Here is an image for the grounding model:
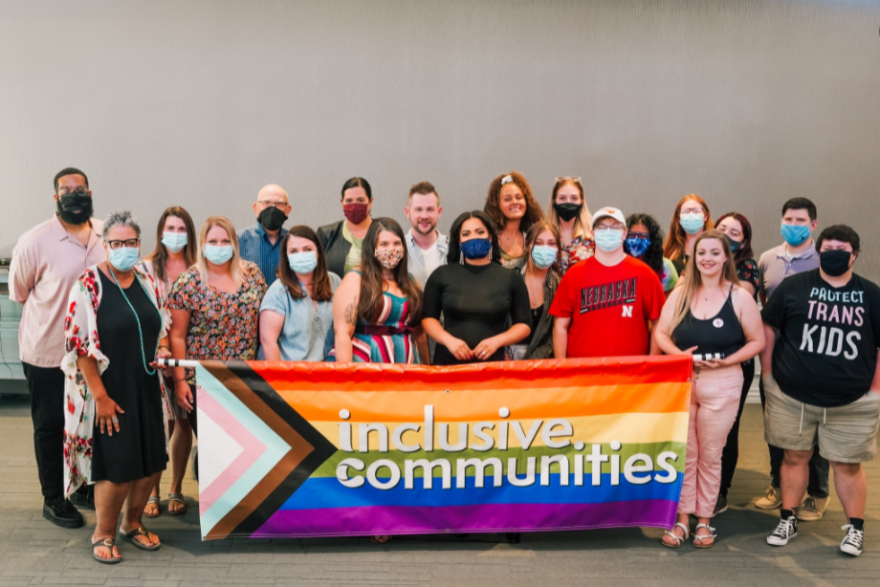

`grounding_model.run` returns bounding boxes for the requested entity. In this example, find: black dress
[91,273,168,483]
